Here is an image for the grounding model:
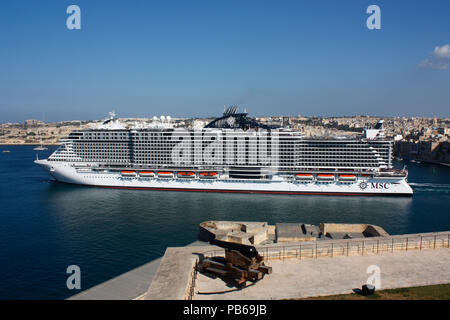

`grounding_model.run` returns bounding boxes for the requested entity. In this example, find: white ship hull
[35,160,413,196]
